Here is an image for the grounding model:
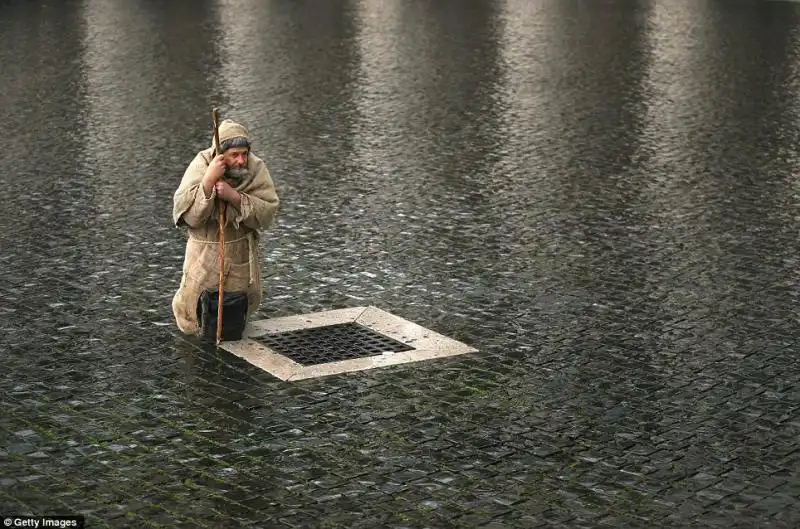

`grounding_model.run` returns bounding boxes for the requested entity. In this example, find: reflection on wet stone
[2,0,800,527]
